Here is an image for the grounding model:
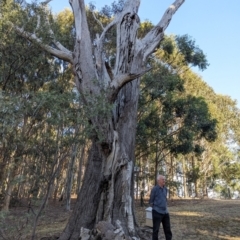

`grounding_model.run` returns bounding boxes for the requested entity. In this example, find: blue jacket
[149,185,168,214]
